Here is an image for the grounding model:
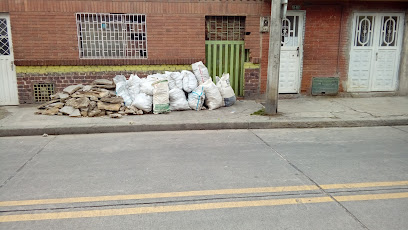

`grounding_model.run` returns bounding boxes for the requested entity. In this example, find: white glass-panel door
[348,13,404,92]
[279,11,304,93]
